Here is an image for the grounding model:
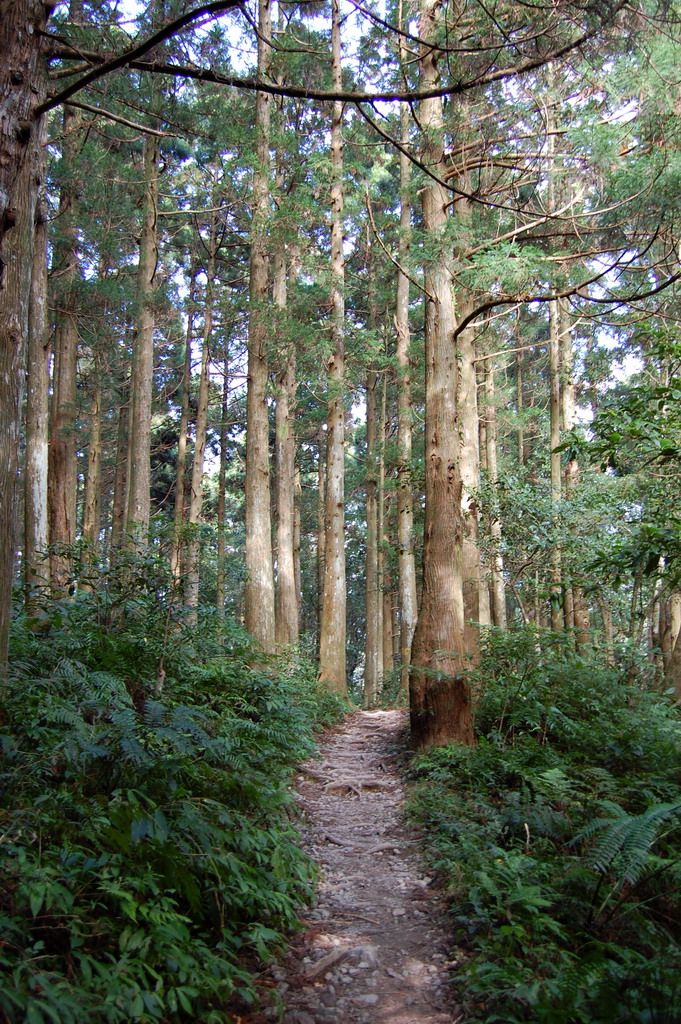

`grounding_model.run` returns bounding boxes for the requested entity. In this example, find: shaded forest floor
[244,710,463,1024]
